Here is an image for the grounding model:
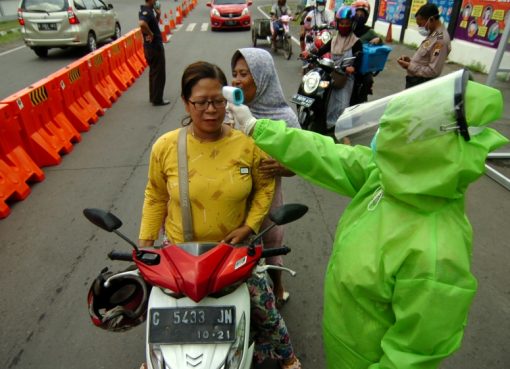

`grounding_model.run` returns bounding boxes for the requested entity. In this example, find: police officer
[397,3,451,89]
[139,0,169,106]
